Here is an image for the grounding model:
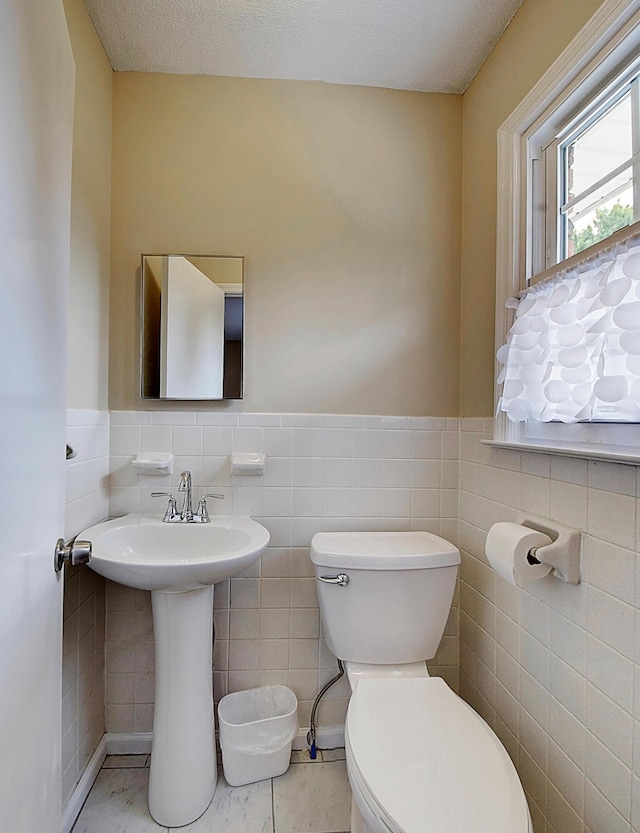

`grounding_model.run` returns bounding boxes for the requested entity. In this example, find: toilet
[310,530,532,833]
